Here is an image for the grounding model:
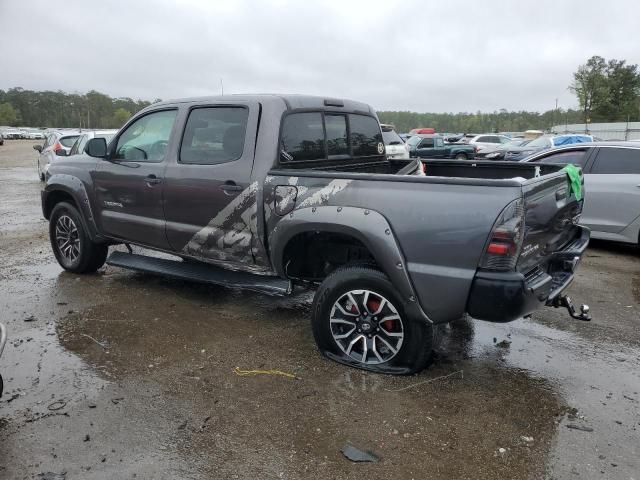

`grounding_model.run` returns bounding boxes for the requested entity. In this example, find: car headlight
[486,152,500,159]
